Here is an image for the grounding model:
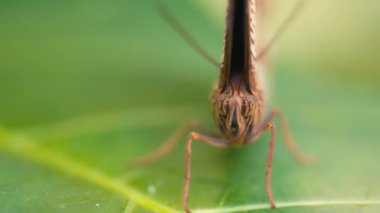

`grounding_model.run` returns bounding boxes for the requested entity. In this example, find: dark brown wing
[219,0,257,93]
